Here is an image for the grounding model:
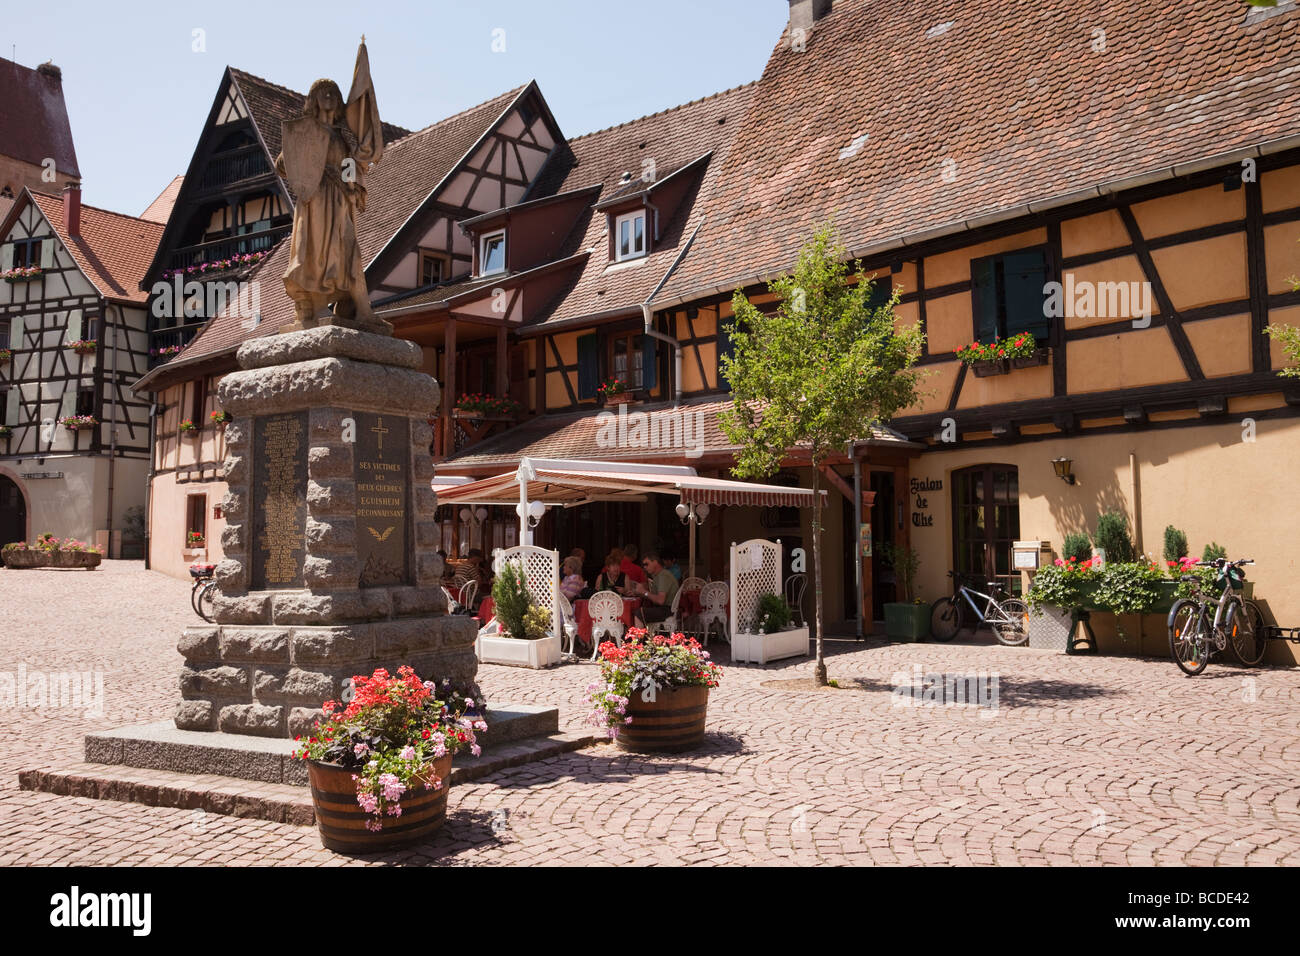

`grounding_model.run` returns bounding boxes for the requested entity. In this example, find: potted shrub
[293,666,486,853]
[732,592,809,664]
[1026,557,1102,650]
[880,542,928,642]
[474,562,562,668]
[585,628,722,752]
[1062,531,1092,564]
[597,377,633,406]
